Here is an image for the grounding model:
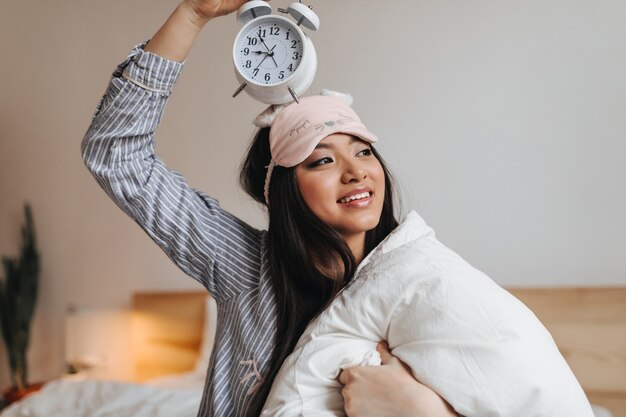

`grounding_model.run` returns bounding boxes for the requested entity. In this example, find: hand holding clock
[143,0,270,62]
[184,0,268,21]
